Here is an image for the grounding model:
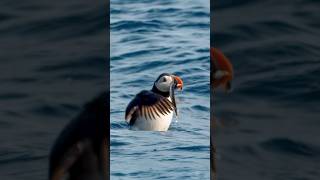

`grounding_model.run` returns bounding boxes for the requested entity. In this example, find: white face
[155,75,174,92]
